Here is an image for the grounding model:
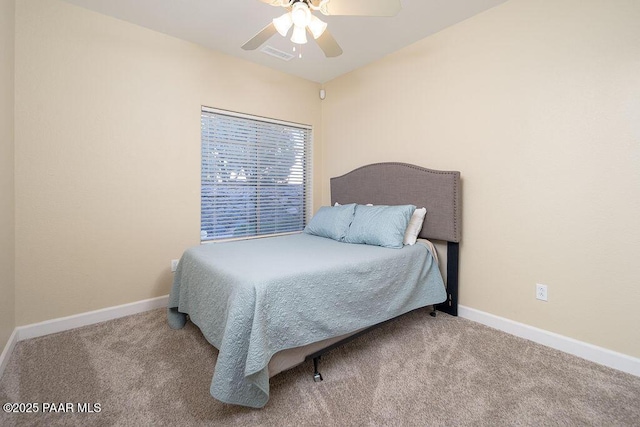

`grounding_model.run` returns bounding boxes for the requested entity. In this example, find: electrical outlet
[536,284,548,301]
[171,259,179,273]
